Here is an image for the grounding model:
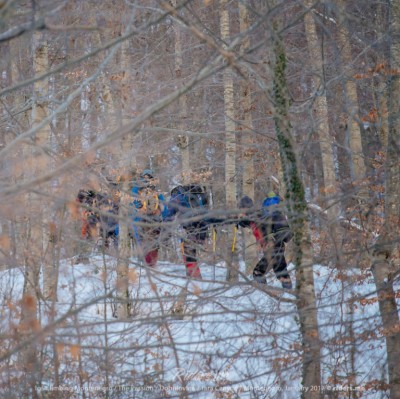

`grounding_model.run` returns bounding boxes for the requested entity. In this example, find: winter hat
[267,190,278,198]
[263,191,281,208]
[239,195,254,209]
[141,169,153,178]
